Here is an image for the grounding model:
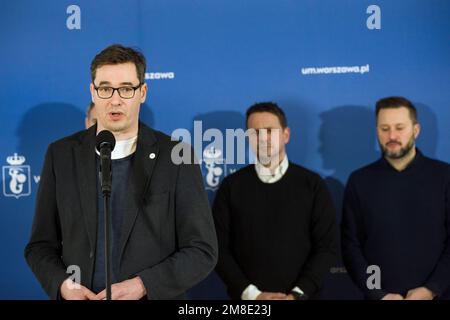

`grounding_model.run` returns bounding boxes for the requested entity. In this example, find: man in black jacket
[213,102,336,300]
[25,44,217,300]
